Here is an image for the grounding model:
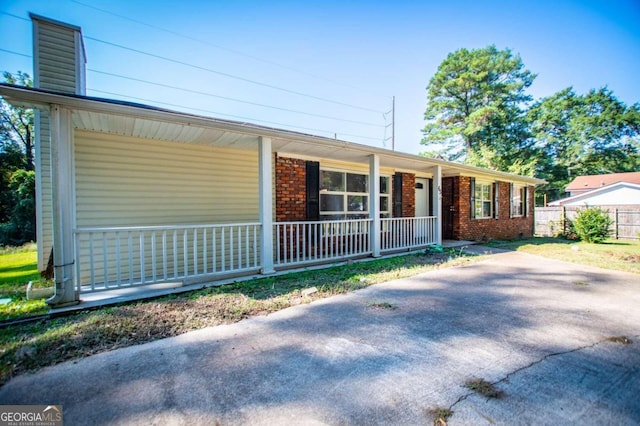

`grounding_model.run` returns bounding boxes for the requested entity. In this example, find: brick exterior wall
[275,155,306,222]
[456,176,534,241]
[274,156,535,242]
[401,173,416,218]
